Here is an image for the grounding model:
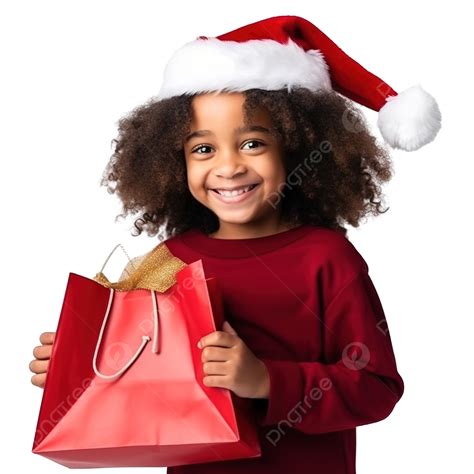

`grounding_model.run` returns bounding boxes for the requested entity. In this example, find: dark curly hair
[100,87,393,239]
